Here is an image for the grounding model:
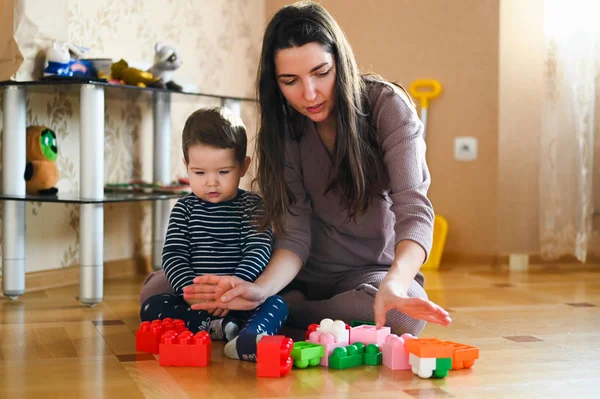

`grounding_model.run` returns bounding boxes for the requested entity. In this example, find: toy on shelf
[257,335,294,378]
[25,126,59,195]
[349,324,391,346]
[381,333,415,370]
[135,318,186,354]
[110,59,163,88]
[148,42,183,91]
[329,342,365,369]
[291,341,325,368]
[159,330,211,367]
[42,41,98,80]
